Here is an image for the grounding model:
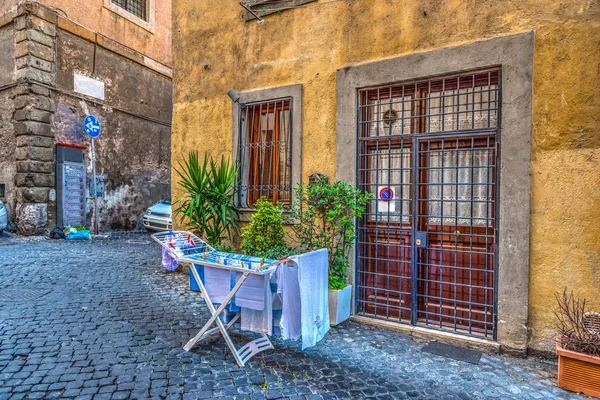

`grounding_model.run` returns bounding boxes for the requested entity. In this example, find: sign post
[84,115,101,234]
